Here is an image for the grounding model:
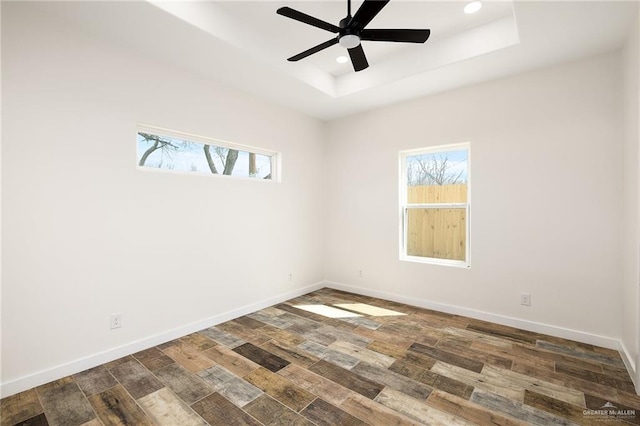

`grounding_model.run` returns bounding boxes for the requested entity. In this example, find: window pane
[406,149,467,203]
[406,207,466,261]
[137,132,273,180]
